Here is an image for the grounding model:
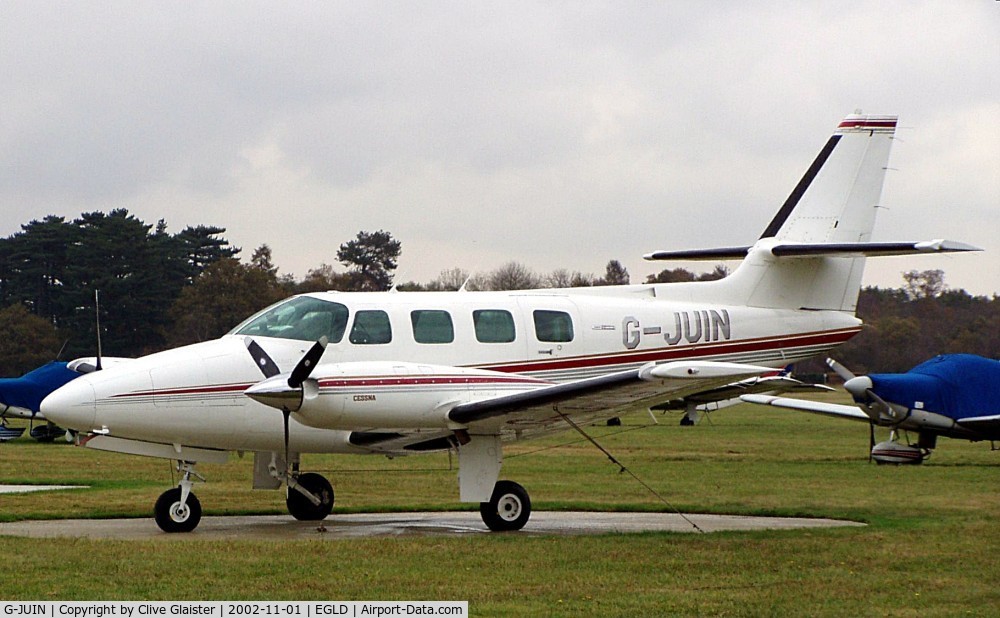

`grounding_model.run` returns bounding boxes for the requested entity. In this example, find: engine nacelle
[287,361,548,431]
